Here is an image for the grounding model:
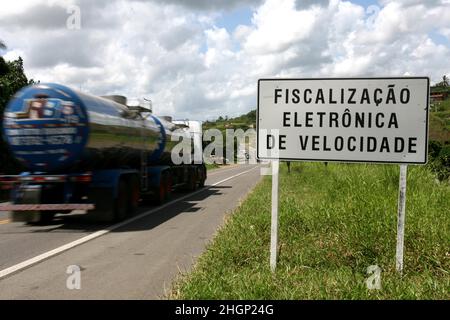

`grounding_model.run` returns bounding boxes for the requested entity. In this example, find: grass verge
[172,162,449,299]
[206,163,221,170]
